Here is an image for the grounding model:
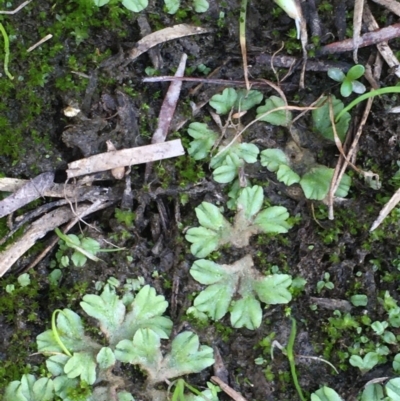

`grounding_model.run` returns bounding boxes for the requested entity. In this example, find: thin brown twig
[318,22,400,55]
[328,97,374,219]
[210,376,248,401]
[0,0,32,14]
